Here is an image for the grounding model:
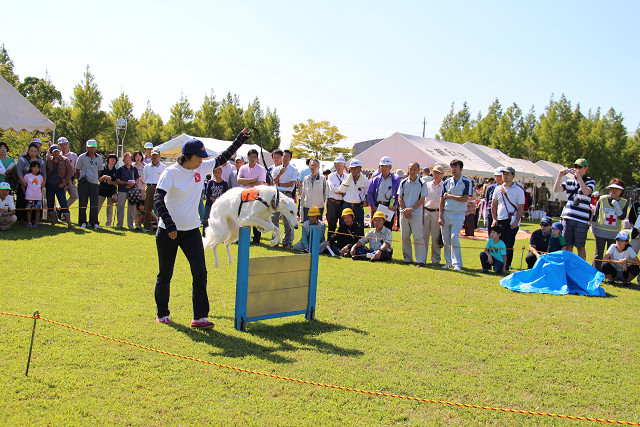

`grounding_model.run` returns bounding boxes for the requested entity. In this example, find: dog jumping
[202,185,299,267]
